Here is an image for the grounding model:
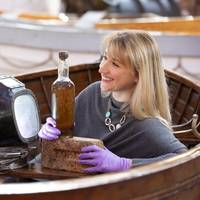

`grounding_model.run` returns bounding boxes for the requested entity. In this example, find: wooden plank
[95,17,200,35]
